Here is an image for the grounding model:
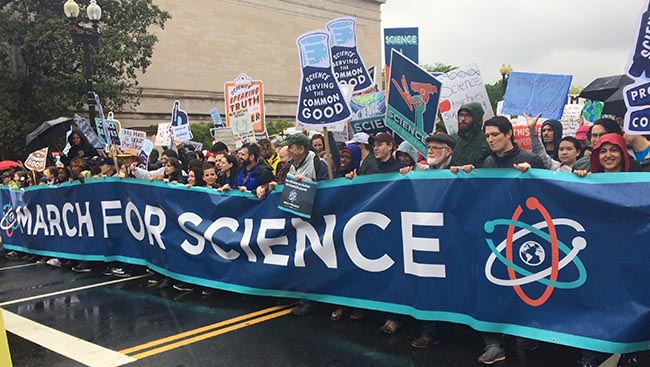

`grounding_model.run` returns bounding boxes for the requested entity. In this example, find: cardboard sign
[172,124,192,142]
[278,174,317,219]
[502,72,572,120]
[296,30,351,128]
[437,63,494,135]
[24,147,48,172]
[119,128,146,151]
[386,50,442,156]
[73,114,103,150]
[225,73,265,134]
[154,123,172,147]
[210,127,237,151]
[512,123,543,151]
[327,17,373,94]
